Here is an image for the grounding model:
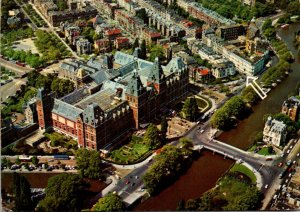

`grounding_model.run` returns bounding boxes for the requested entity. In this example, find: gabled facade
[36,52,188,150]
